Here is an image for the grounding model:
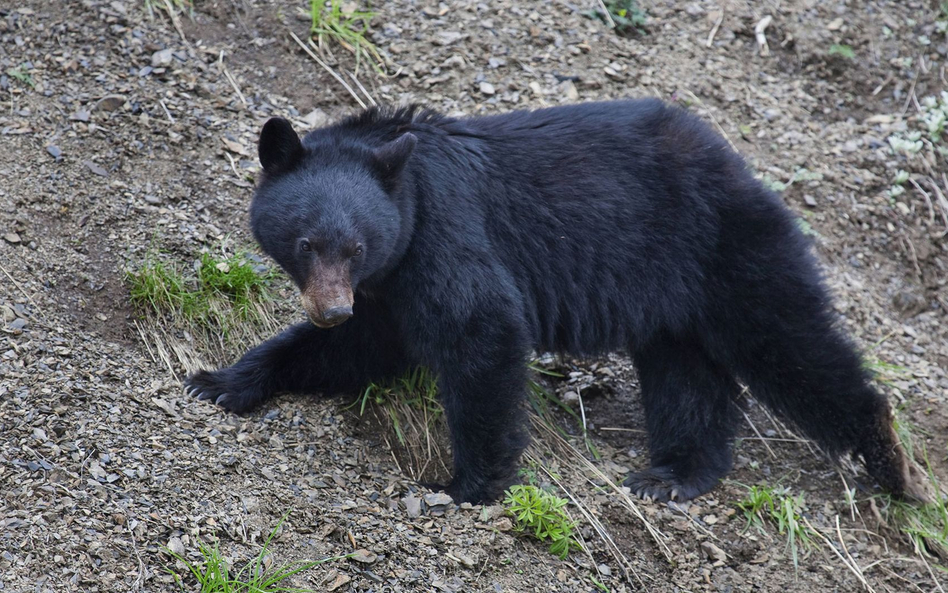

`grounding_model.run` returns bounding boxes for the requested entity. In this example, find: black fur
[186,100,915,504]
